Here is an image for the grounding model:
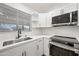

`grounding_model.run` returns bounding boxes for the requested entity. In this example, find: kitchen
[0,3,79,56]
